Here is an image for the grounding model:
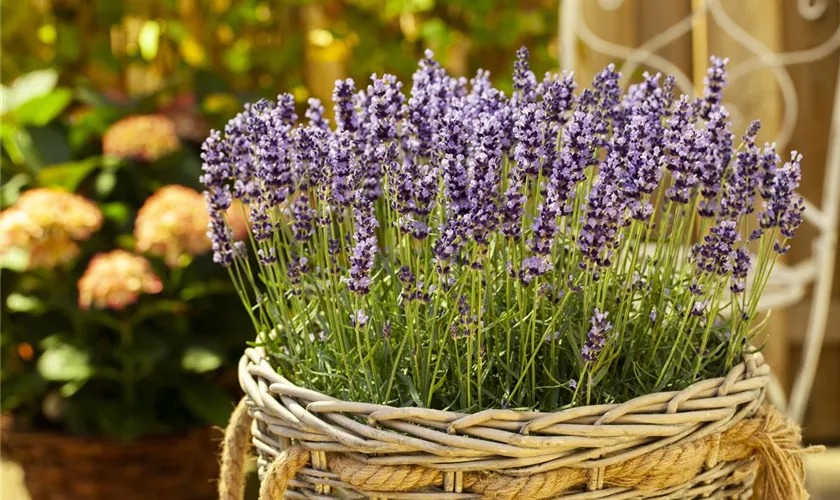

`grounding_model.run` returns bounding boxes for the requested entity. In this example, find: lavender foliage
[201,48,805,413]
